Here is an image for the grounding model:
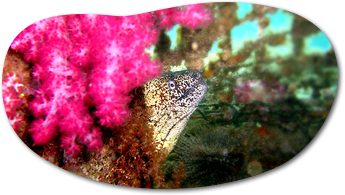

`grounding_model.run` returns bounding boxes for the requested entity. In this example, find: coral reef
[3,2,337,188]
[6,4,212,156]
[172,128,244,187]
[104,95,166,188]
[161,2,337,188]
[3,3,214,188]
[0,1,212,194]
[0,9,60,195]
[62,97,168,188]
